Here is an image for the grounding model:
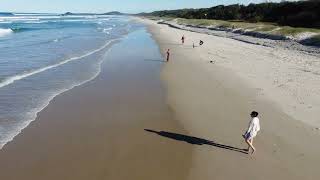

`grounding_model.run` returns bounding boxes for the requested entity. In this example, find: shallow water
[0,14,136,148]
